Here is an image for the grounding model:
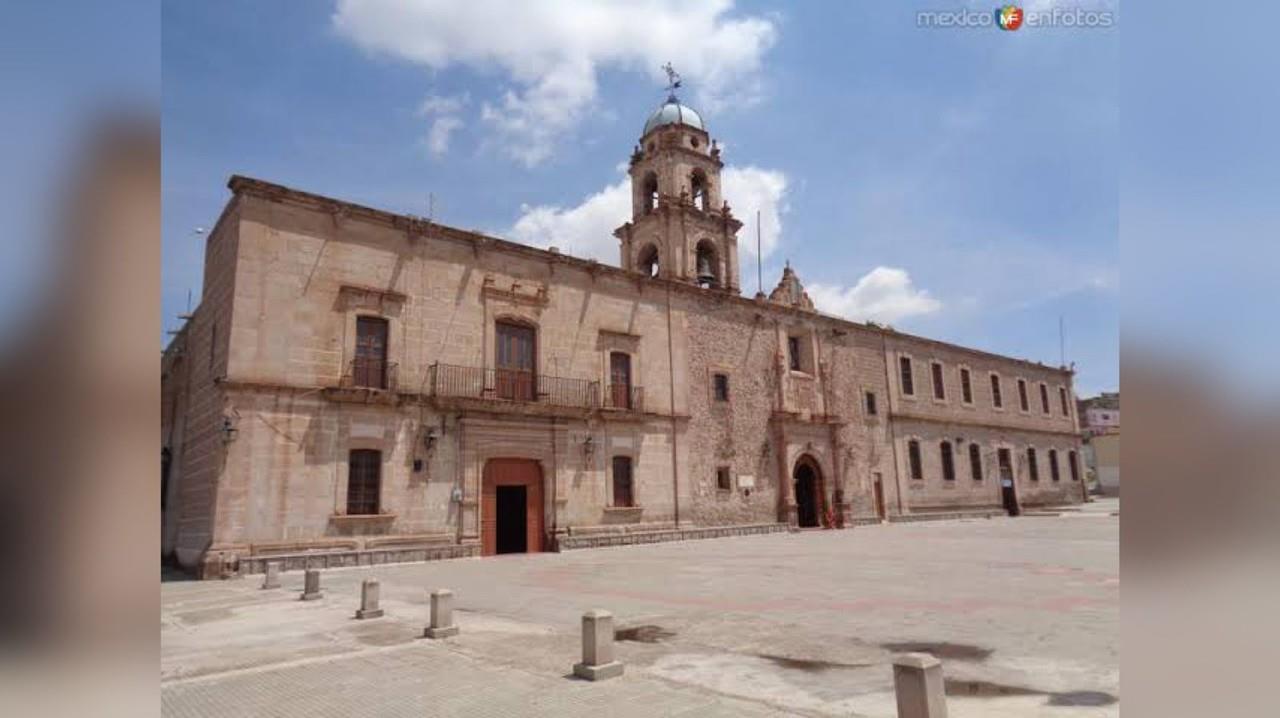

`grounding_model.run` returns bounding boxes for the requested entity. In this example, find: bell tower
[613,67,742,292]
